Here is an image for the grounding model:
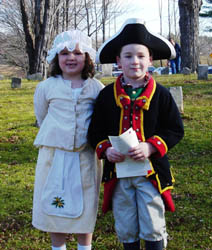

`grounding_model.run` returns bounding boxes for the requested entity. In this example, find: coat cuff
[146,135,168,158]
[95,139,112,159]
